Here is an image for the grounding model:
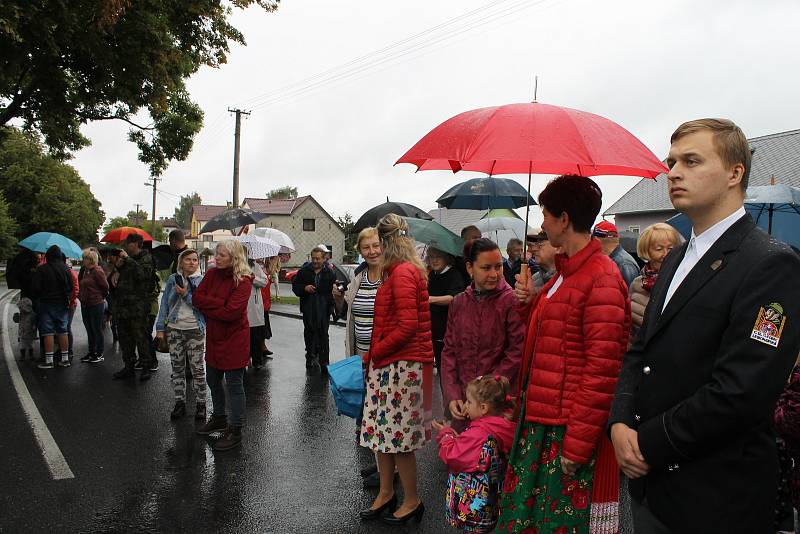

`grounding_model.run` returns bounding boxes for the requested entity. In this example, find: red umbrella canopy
[396,102,668,178]
[100,226,153,243]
